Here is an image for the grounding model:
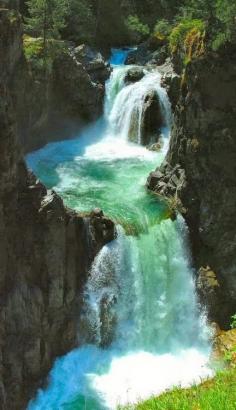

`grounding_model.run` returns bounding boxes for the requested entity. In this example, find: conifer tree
[25,0,68,50]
